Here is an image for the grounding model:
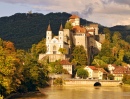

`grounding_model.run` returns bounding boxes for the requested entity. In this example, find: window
[48,37,49,39]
